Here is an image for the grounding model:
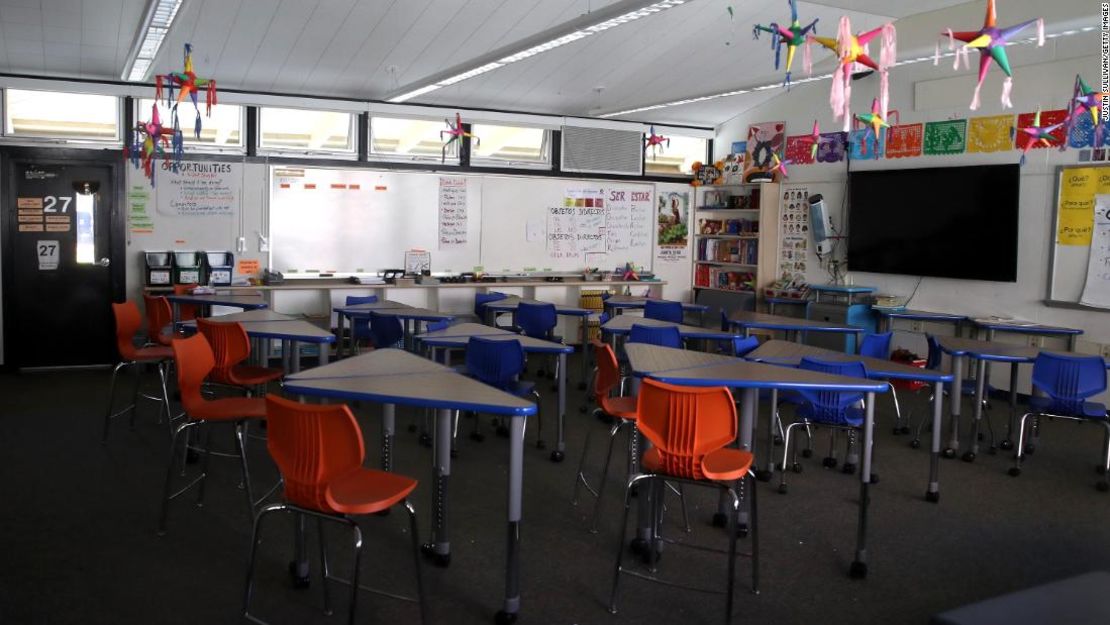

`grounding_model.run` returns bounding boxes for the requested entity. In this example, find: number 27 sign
[37,240,59,270]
